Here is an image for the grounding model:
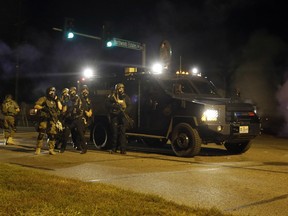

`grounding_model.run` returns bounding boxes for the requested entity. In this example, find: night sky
[1,0,288,133]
